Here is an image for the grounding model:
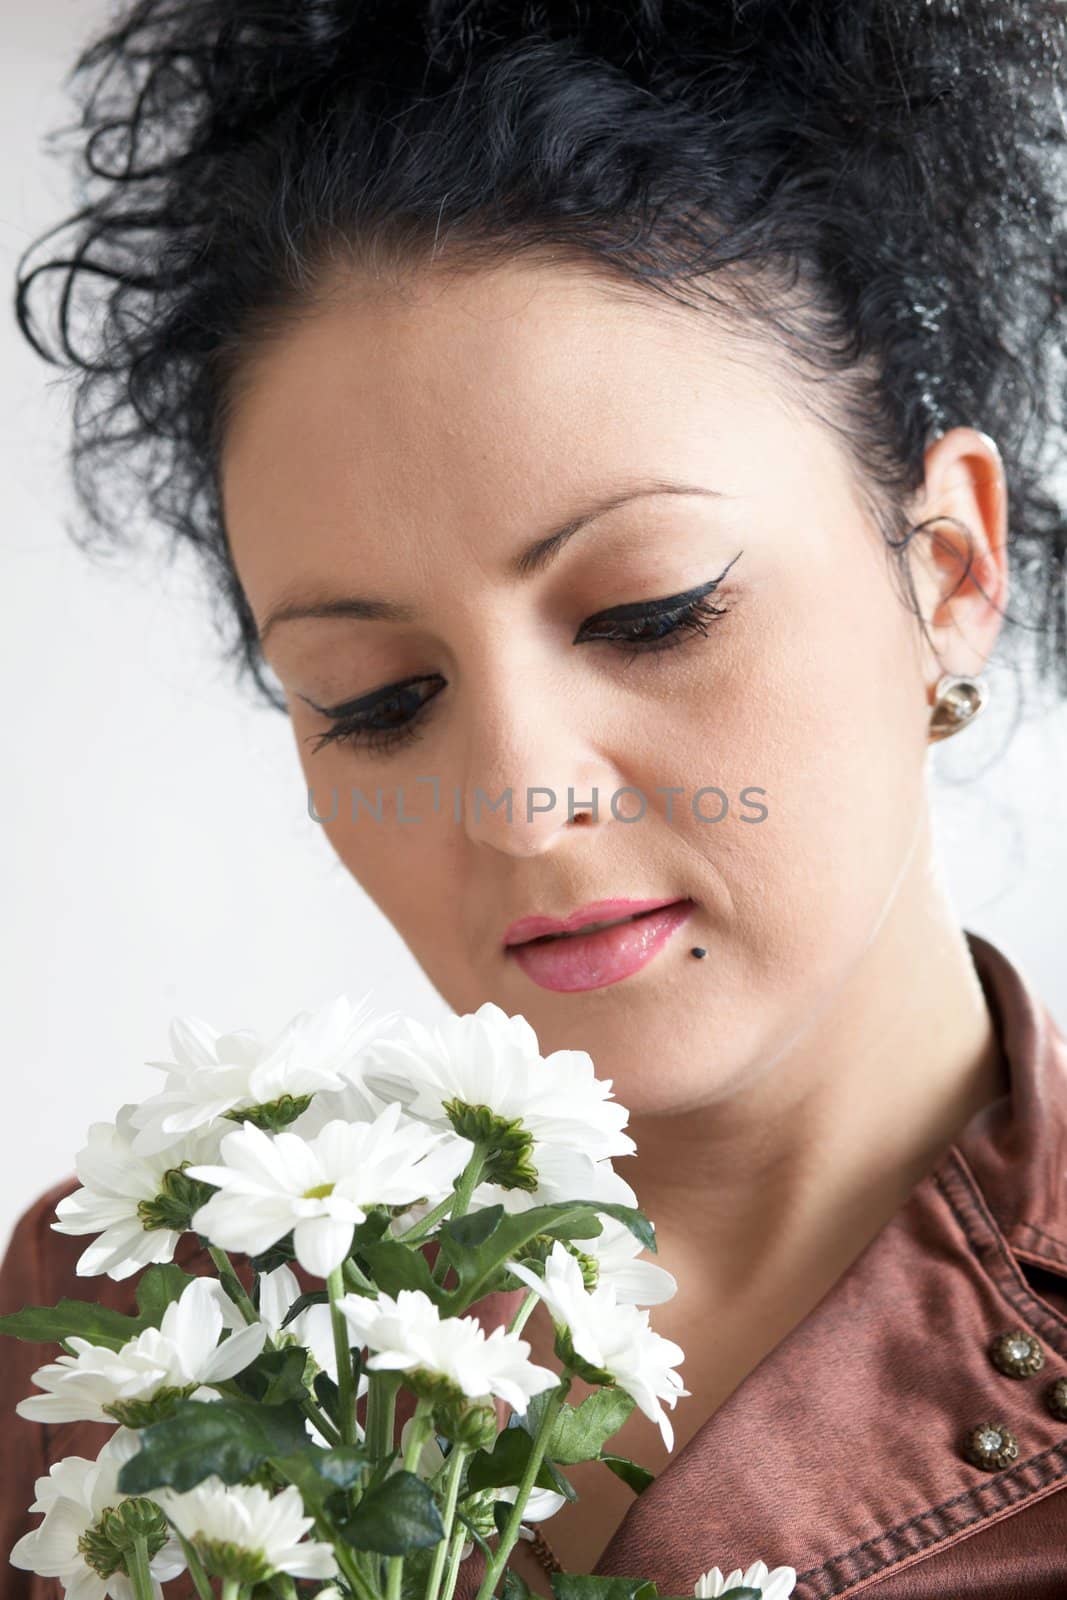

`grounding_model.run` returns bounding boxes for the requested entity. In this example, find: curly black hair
[15,0,1067,721]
